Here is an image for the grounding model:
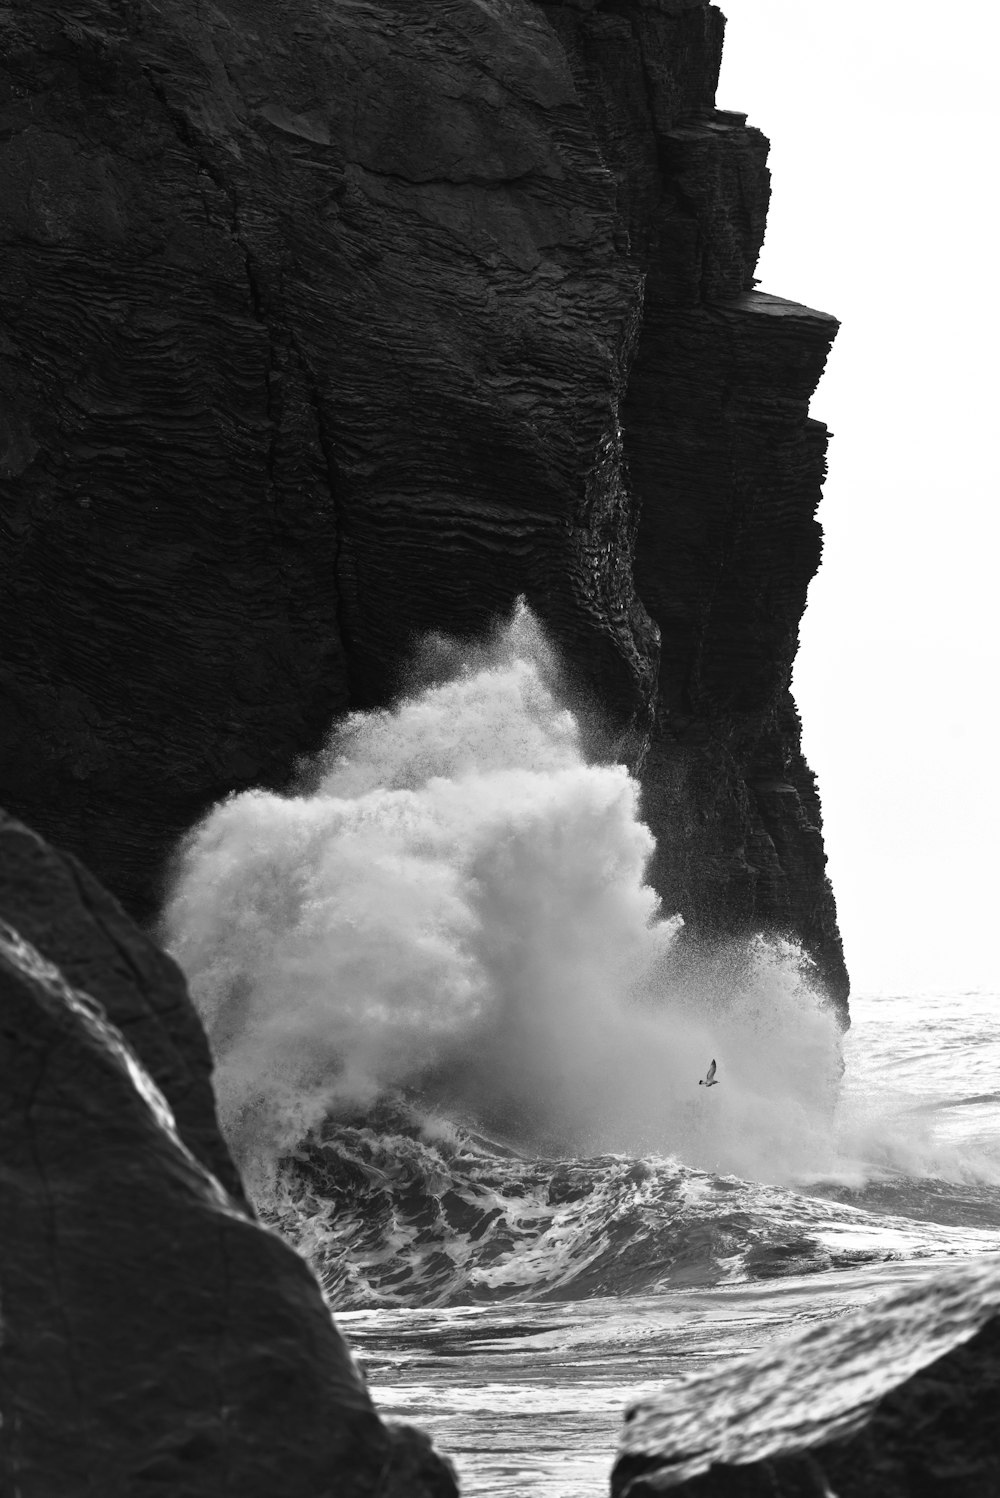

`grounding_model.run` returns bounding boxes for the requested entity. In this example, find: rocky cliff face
[0,0,846,1005]
[0,809,457,1496]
